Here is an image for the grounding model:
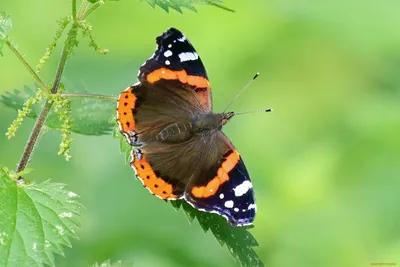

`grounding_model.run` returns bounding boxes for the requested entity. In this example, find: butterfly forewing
[138,28,212,112]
